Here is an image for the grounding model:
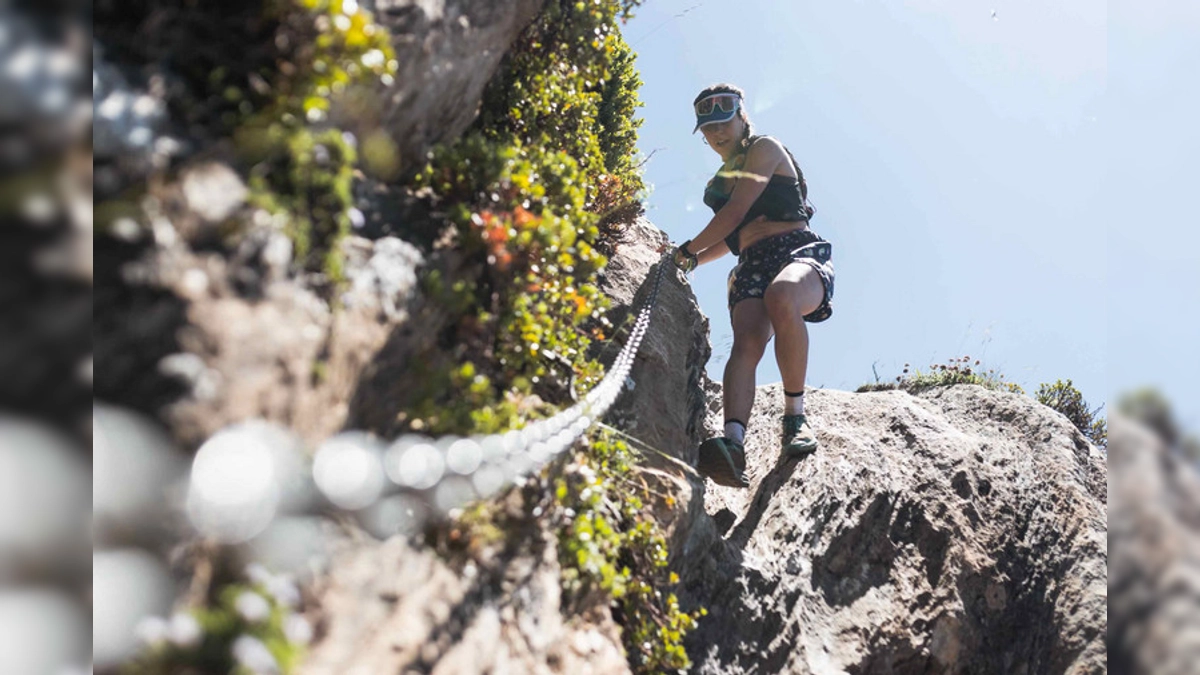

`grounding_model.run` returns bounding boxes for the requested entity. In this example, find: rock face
[662,383,1107,674]
[371,0,546,174]
[298,498,629,675]
[596,223,1107,673]
[94,228,426,449]
[93,175,1109,672]
[596,217,715,460]
[1109,414,1200,675]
